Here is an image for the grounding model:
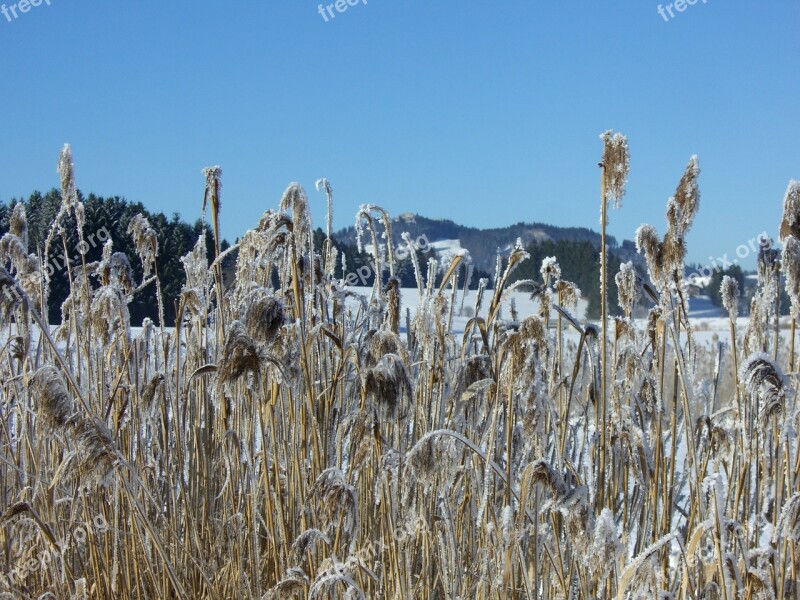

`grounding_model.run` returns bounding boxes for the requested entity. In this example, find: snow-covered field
[344,284,588,337]
[343,286,788,350]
